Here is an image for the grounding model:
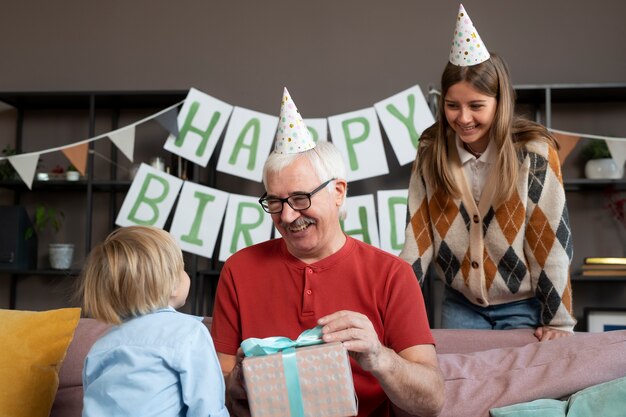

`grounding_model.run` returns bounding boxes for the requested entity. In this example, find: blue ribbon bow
[241,326,325,417]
